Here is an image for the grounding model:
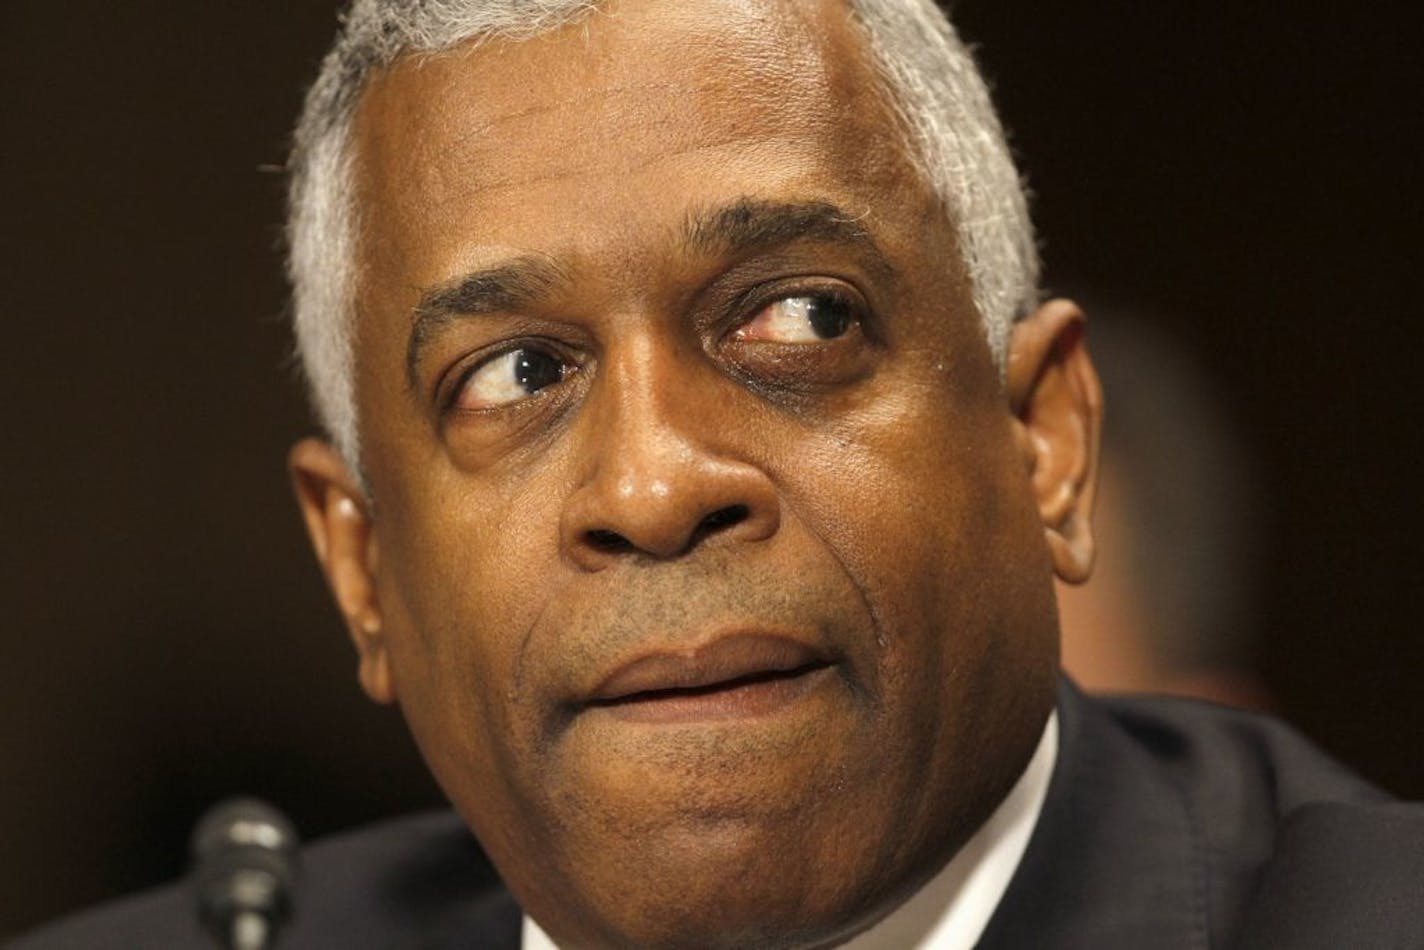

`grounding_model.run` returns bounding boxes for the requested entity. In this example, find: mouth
[585,634,837,724]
